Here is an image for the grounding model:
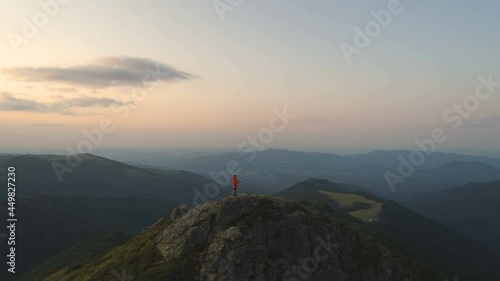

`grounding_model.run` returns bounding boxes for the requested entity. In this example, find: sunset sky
[1,0,499,154]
